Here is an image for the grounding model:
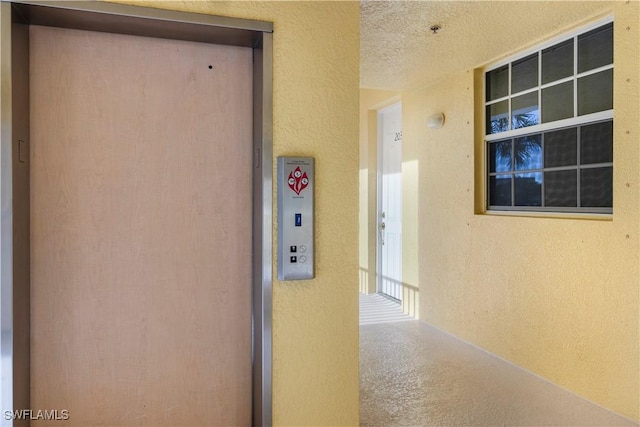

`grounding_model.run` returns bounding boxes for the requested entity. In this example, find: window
[485,21,613,214]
